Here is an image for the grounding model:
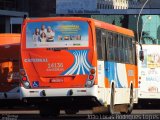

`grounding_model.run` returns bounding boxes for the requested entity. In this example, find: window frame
[95,27,136,65]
